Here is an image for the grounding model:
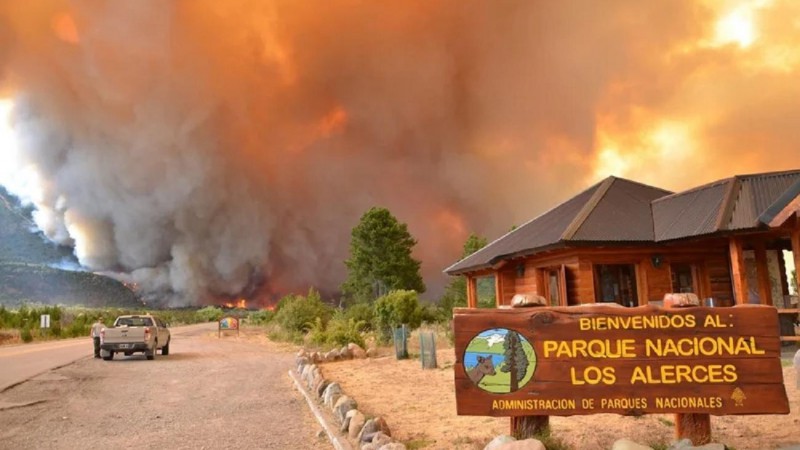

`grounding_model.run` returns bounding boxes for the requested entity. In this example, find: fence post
[393,324,409,360]
[509,293,549,439]
[419,330,437,369]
